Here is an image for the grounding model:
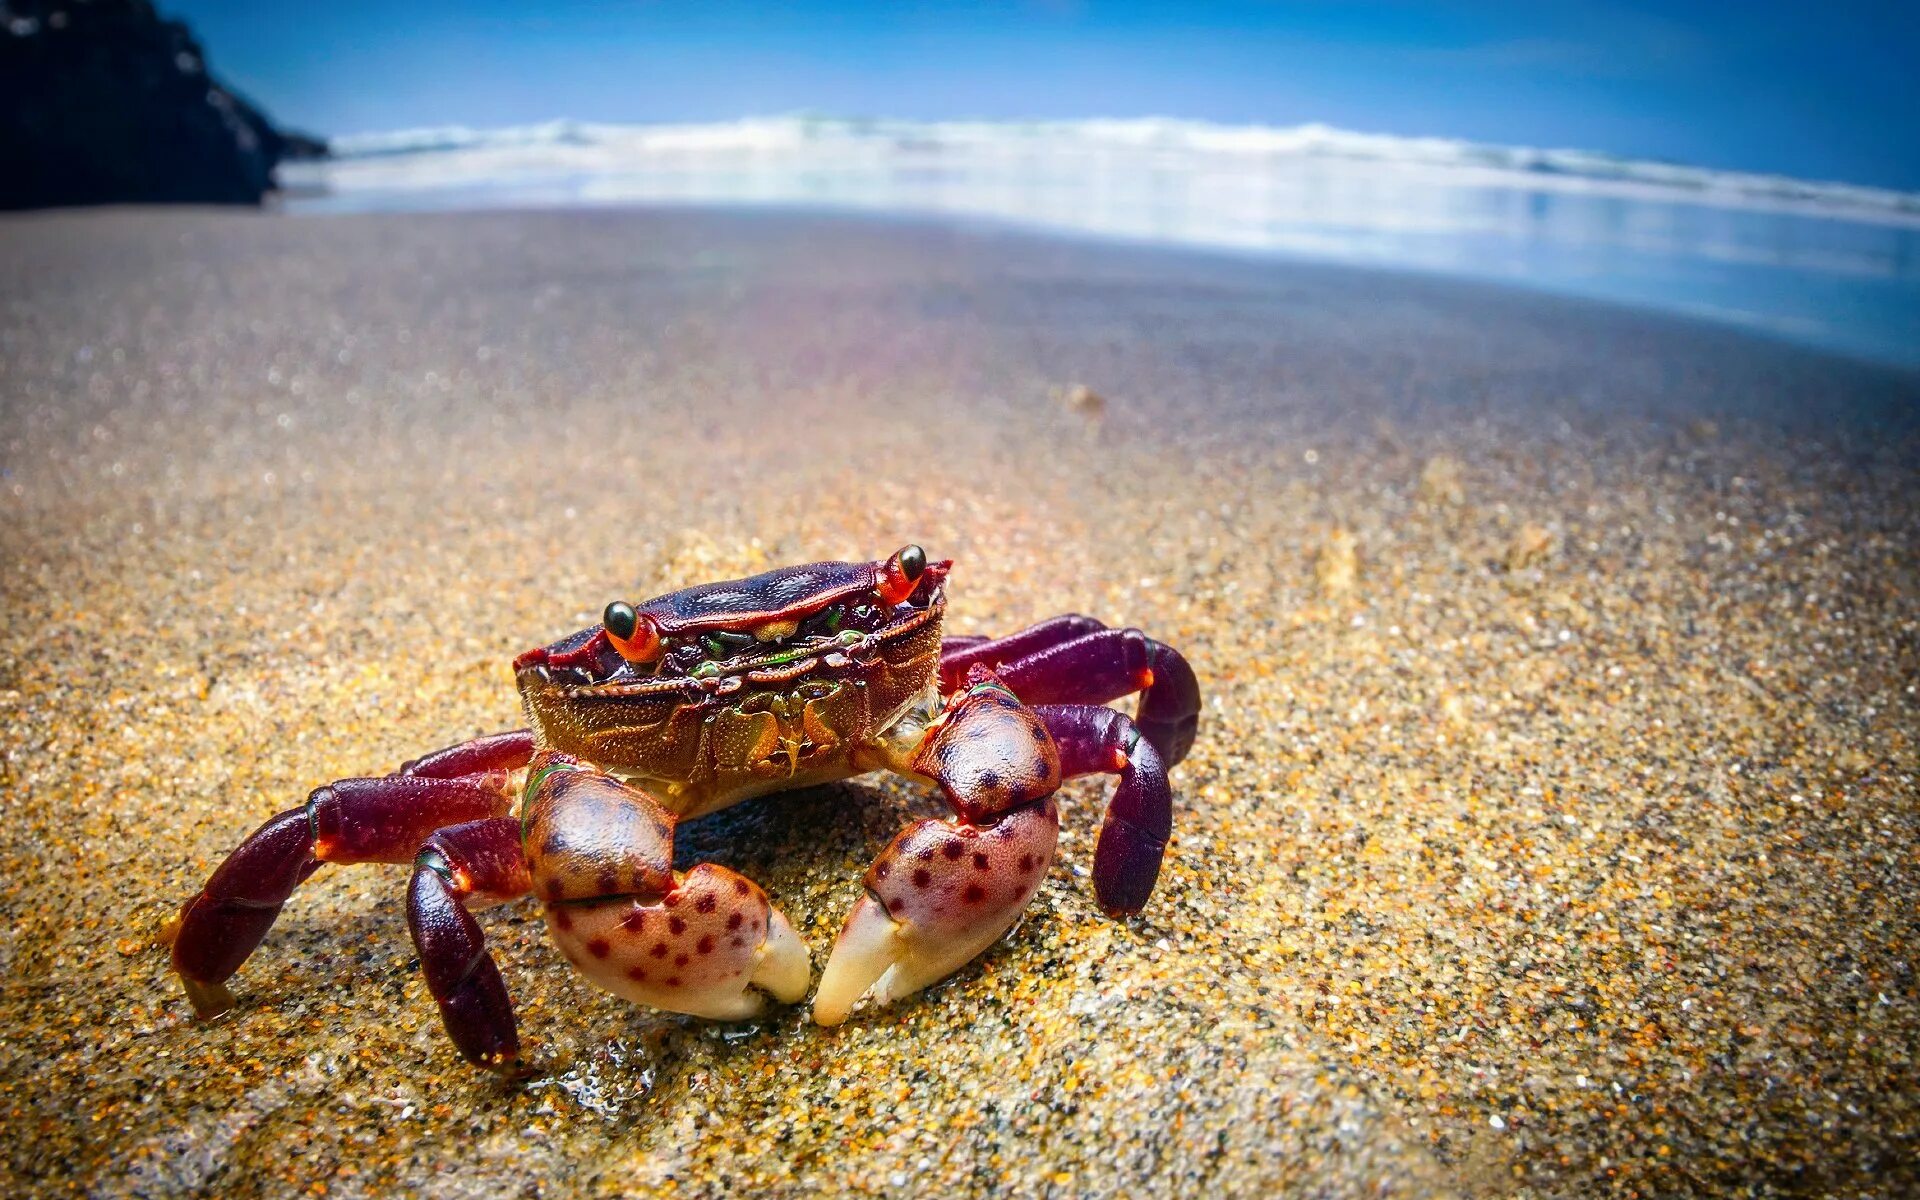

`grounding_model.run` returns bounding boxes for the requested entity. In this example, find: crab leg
[400,728,535,779]
[814,667,1062,1025]
[408,817,532,1069]
[937,615,1105,690]
[1033,704,1174,916]
[523,759,810,1021]
[959,622,1202,767]
[168,755,524,1018]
